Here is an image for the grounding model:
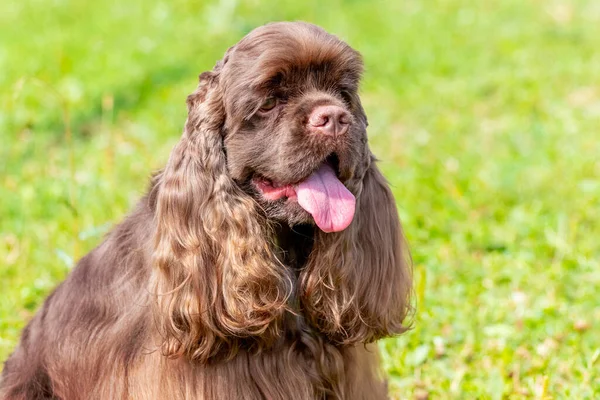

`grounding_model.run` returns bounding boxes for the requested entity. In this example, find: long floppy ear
[151,57,292,362]
[300,156,413,344]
